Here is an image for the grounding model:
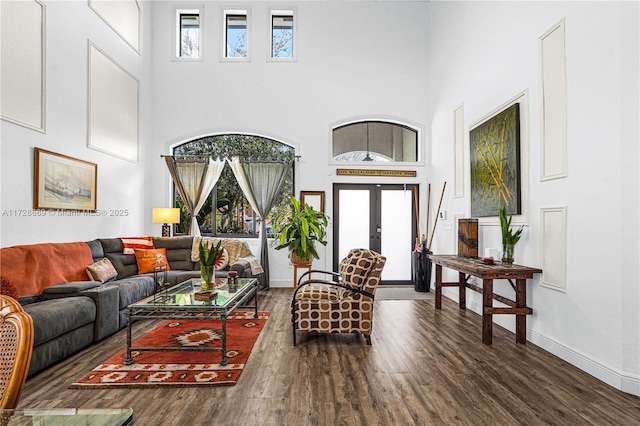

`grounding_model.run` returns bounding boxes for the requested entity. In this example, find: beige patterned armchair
[291,248,386,345]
